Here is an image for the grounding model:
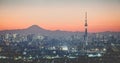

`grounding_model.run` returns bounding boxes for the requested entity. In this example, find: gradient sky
[0,0,120,32]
